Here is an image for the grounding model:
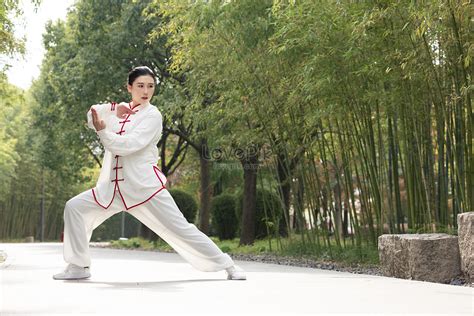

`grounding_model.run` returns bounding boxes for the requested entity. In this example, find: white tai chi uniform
[62,101,234,272]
